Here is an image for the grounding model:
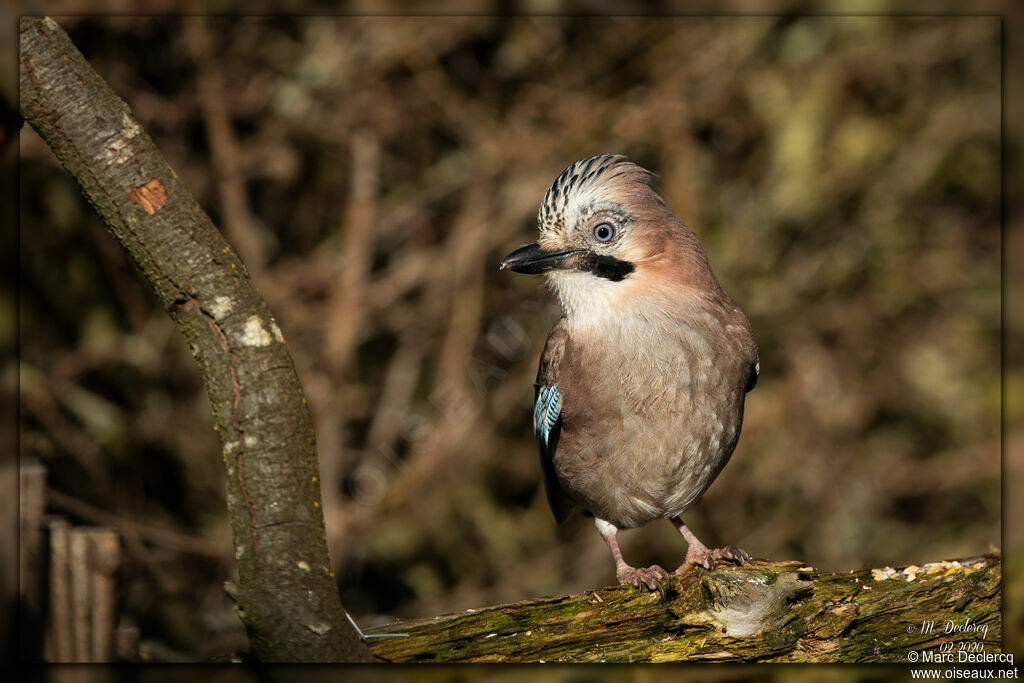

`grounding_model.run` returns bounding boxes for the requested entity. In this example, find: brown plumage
[502,155,758,591]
